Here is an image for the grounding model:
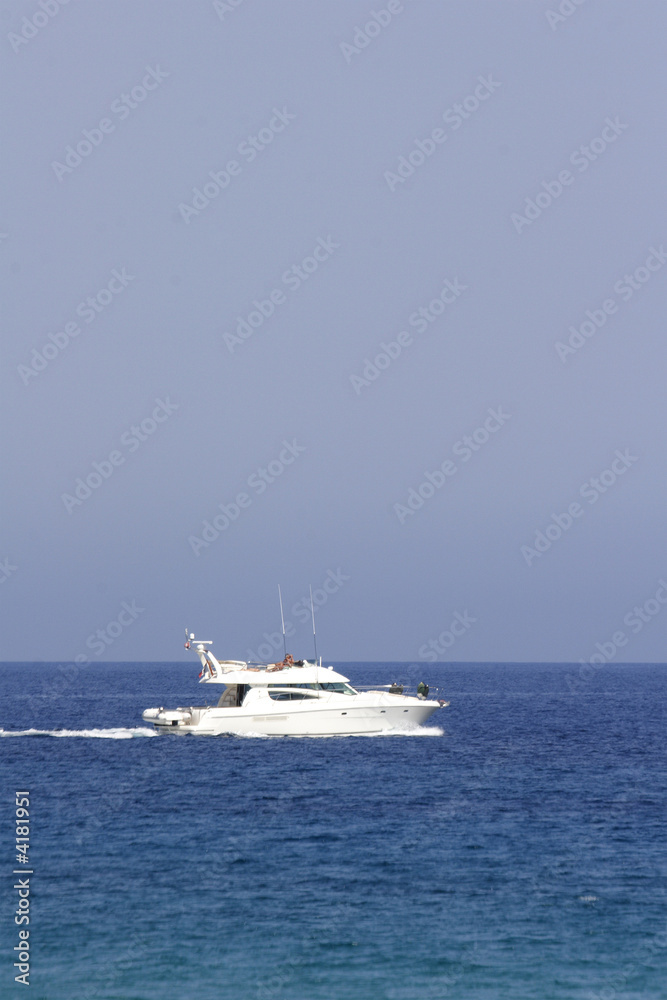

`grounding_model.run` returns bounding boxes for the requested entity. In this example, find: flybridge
[185,630,321,679]
[186,583,323,682]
